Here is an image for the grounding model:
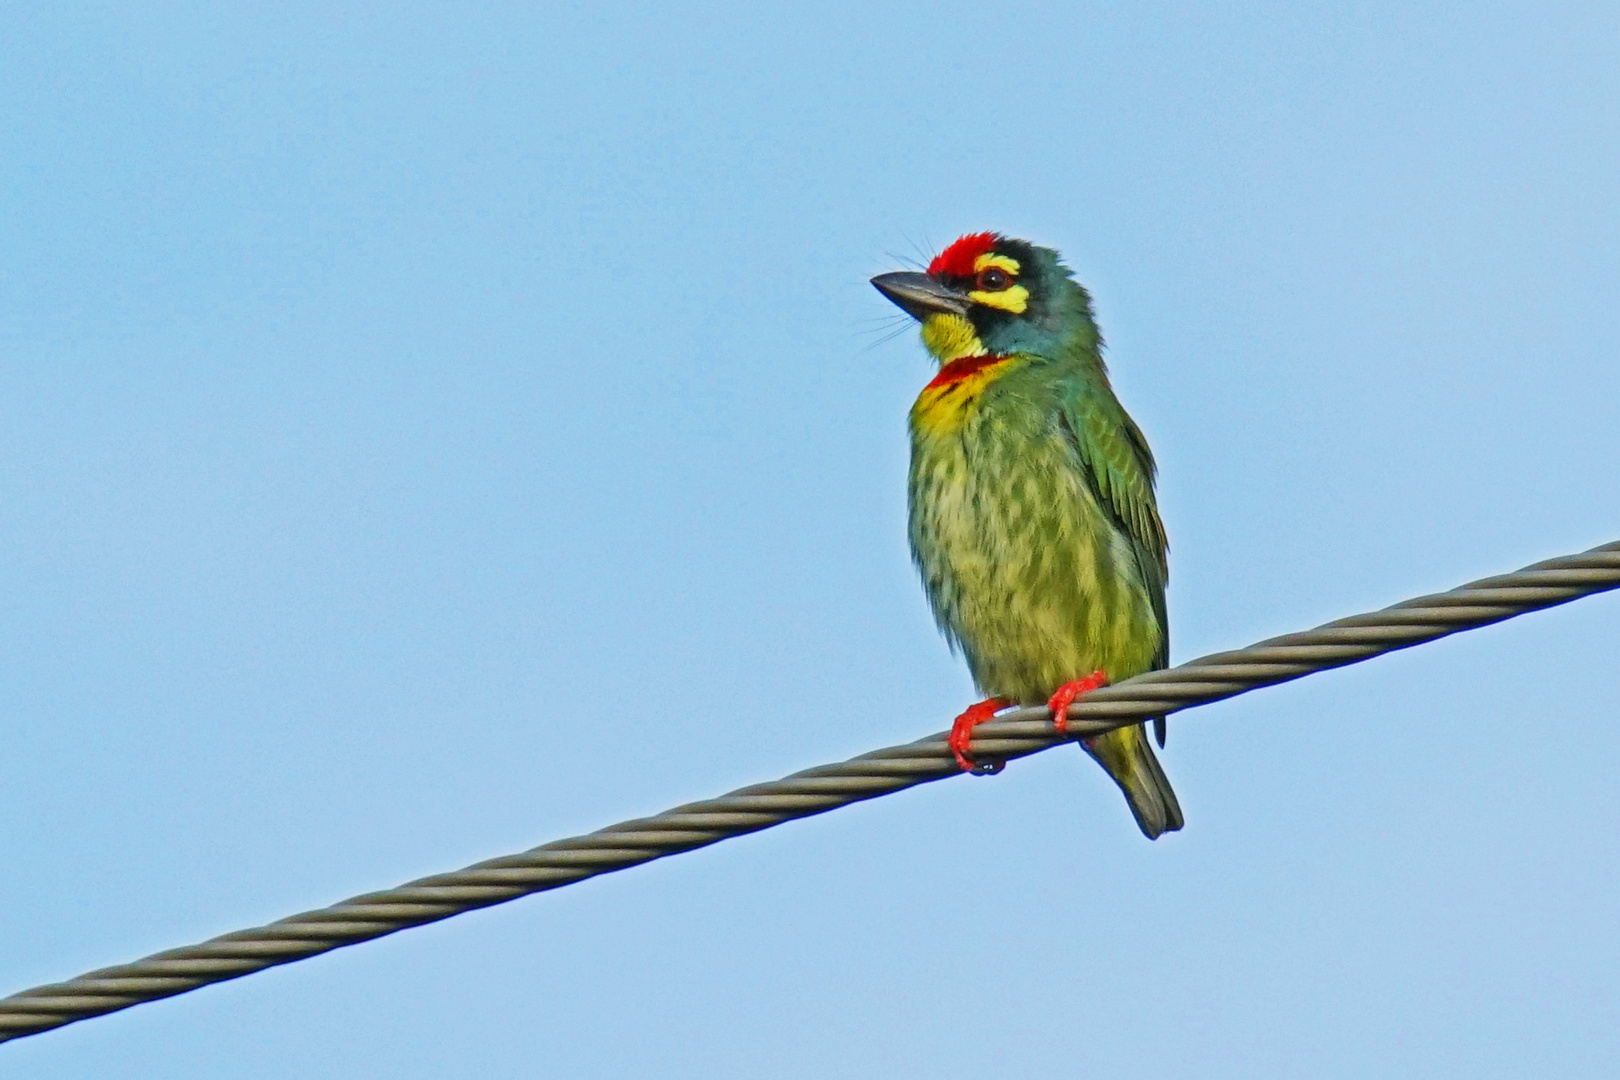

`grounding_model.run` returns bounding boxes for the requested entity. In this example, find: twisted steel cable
[2,539,1617,1044]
